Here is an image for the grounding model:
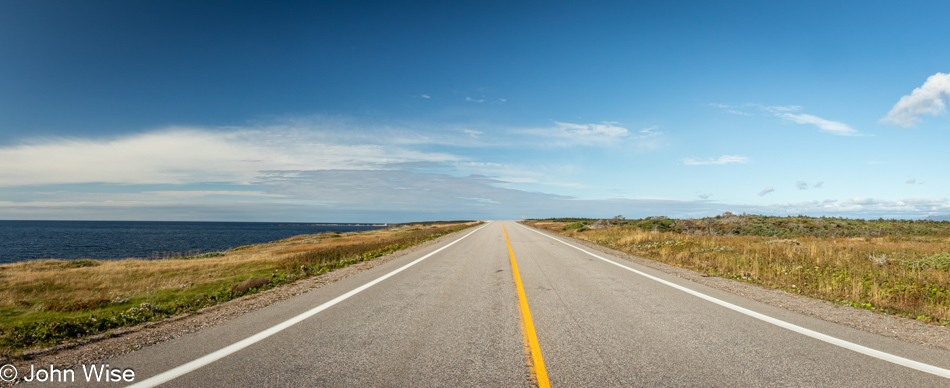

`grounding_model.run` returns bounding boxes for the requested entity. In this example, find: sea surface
[0,221,387,264]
